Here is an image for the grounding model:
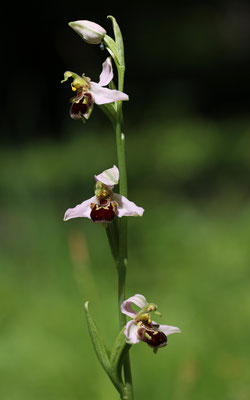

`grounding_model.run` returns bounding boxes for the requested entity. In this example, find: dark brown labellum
[90,202,116,223]
[137,323,168,349]
[70,92,93,119]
